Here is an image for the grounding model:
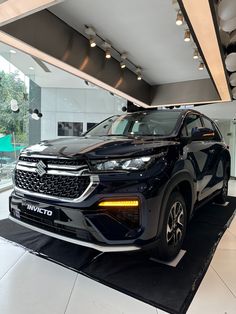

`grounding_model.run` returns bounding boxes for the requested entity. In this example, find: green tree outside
[0,70,29,144]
